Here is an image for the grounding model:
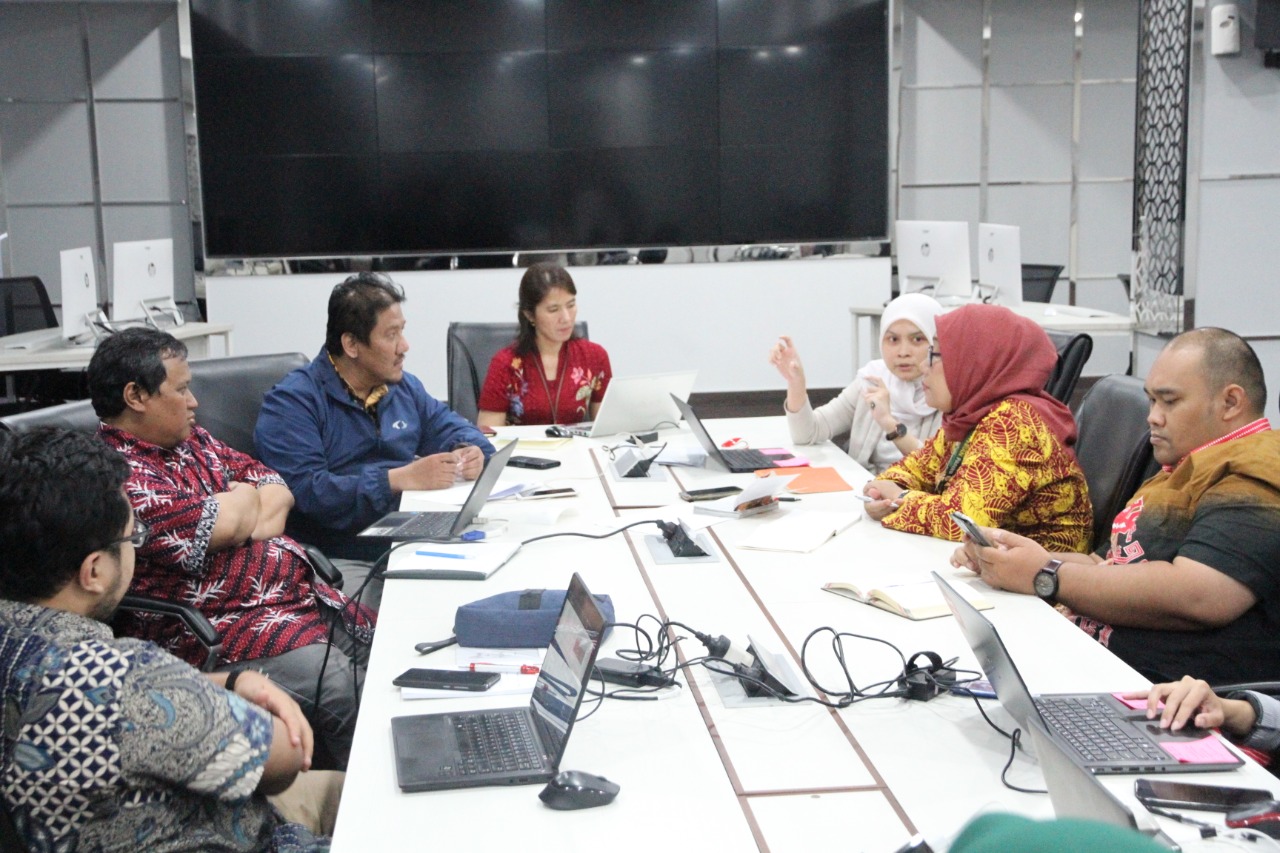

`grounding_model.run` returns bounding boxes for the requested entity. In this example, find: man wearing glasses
[87,327,373,771]
[0,427,336,850]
